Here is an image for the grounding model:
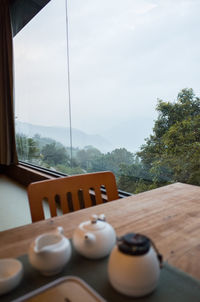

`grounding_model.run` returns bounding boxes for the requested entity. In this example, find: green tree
[16,134,40,162]
[76,146,101,170]
[118,156,152,193]
[84,148,134,177]
[41,142,70,166]
[103,148,134,177]
[137,88,200,186]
